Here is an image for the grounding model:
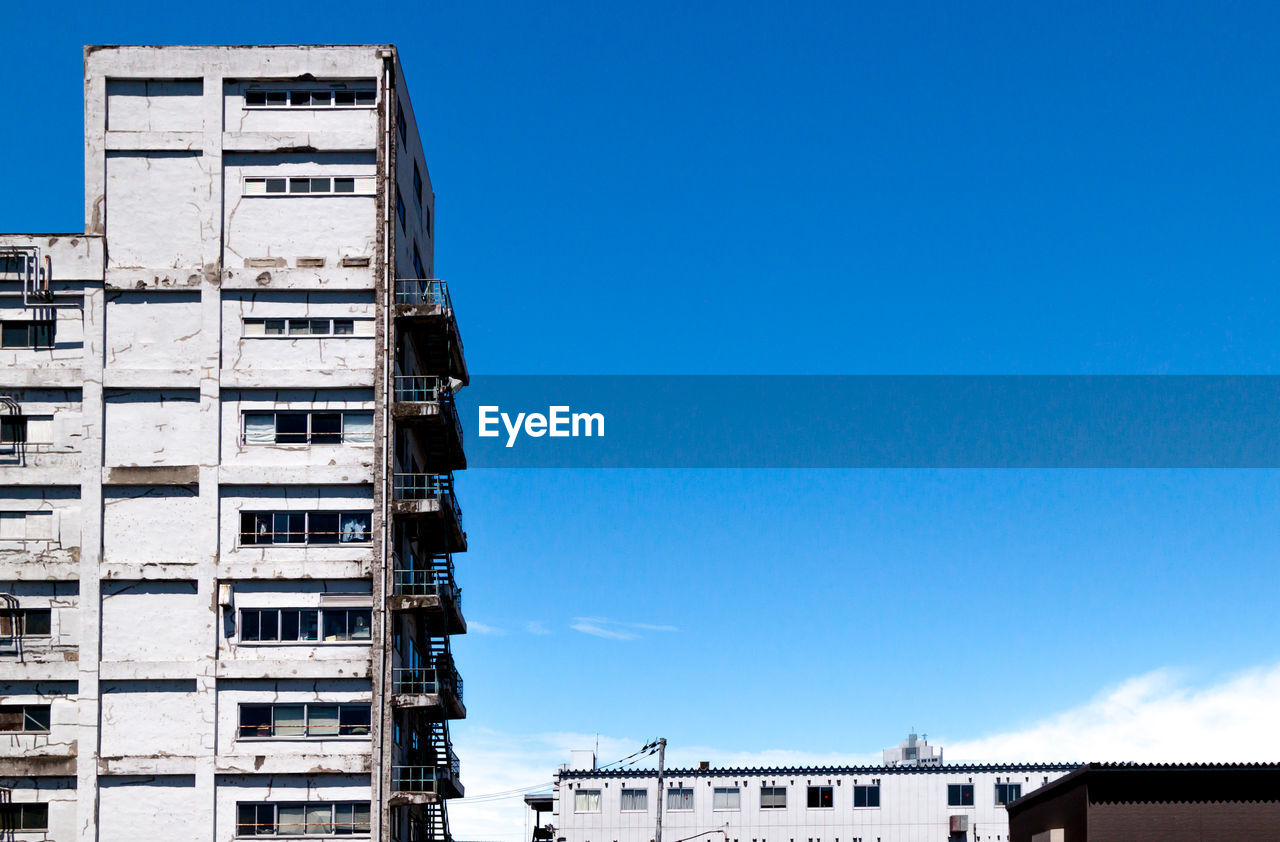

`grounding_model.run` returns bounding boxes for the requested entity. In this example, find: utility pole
[655,738,667,842]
